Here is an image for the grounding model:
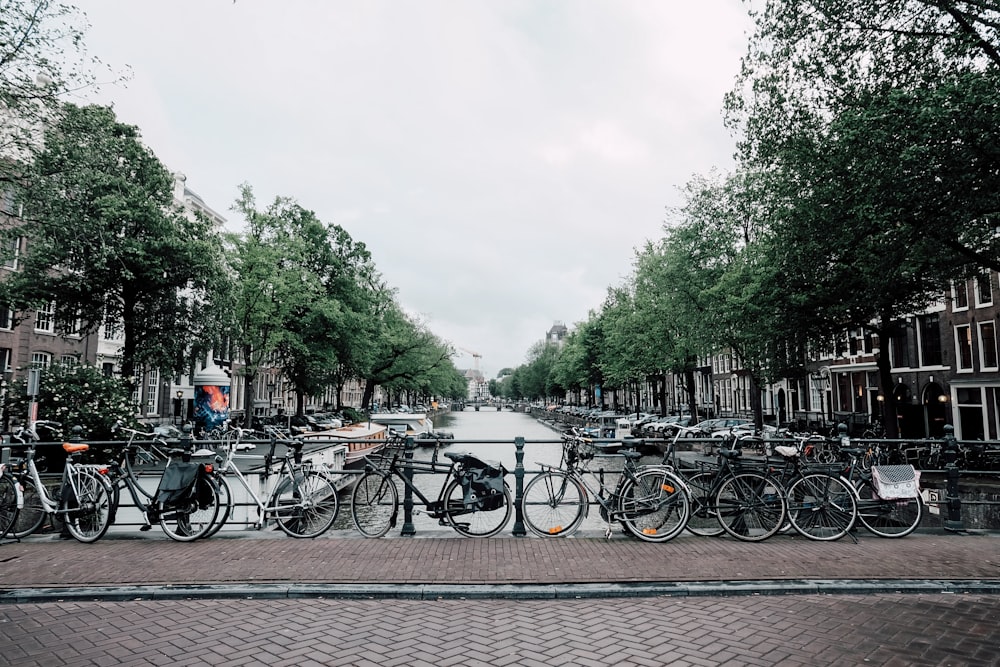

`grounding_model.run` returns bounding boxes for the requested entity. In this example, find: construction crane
[456,346,482,374]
